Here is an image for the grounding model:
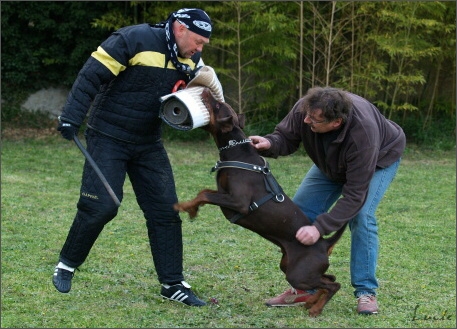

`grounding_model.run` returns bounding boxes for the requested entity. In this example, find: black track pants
[59,130,184,284]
